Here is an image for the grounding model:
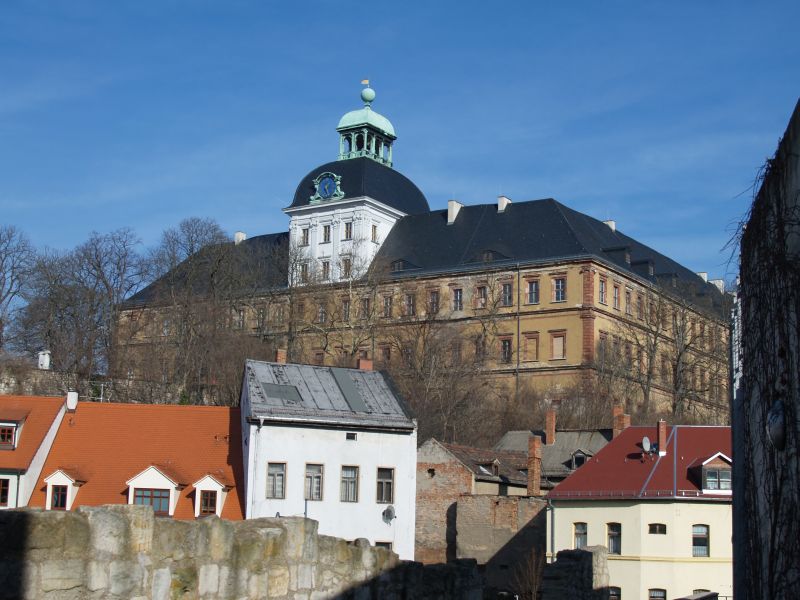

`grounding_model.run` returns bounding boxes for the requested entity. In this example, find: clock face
[319,176,336,199]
